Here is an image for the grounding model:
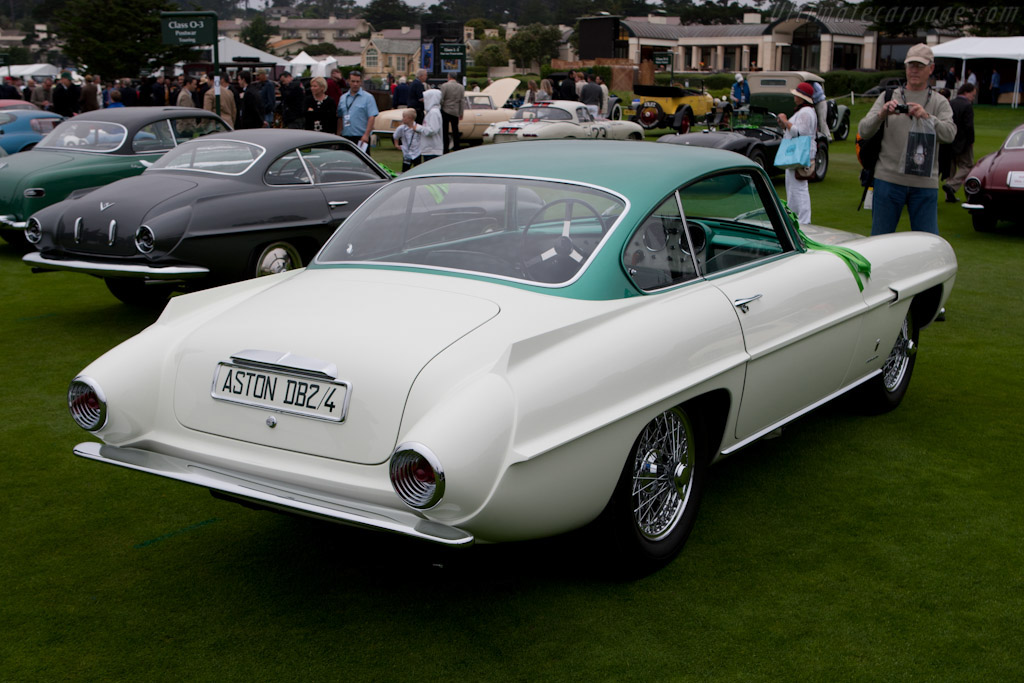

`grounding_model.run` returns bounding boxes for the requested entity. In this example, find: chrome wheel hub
[632,409,695,541]
[882,317,915,392]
